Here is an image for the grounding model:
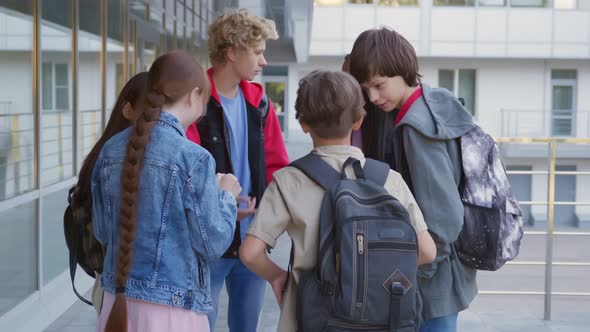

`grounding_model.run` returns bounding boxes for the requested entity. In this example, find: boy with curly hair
[185,9,289,332]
